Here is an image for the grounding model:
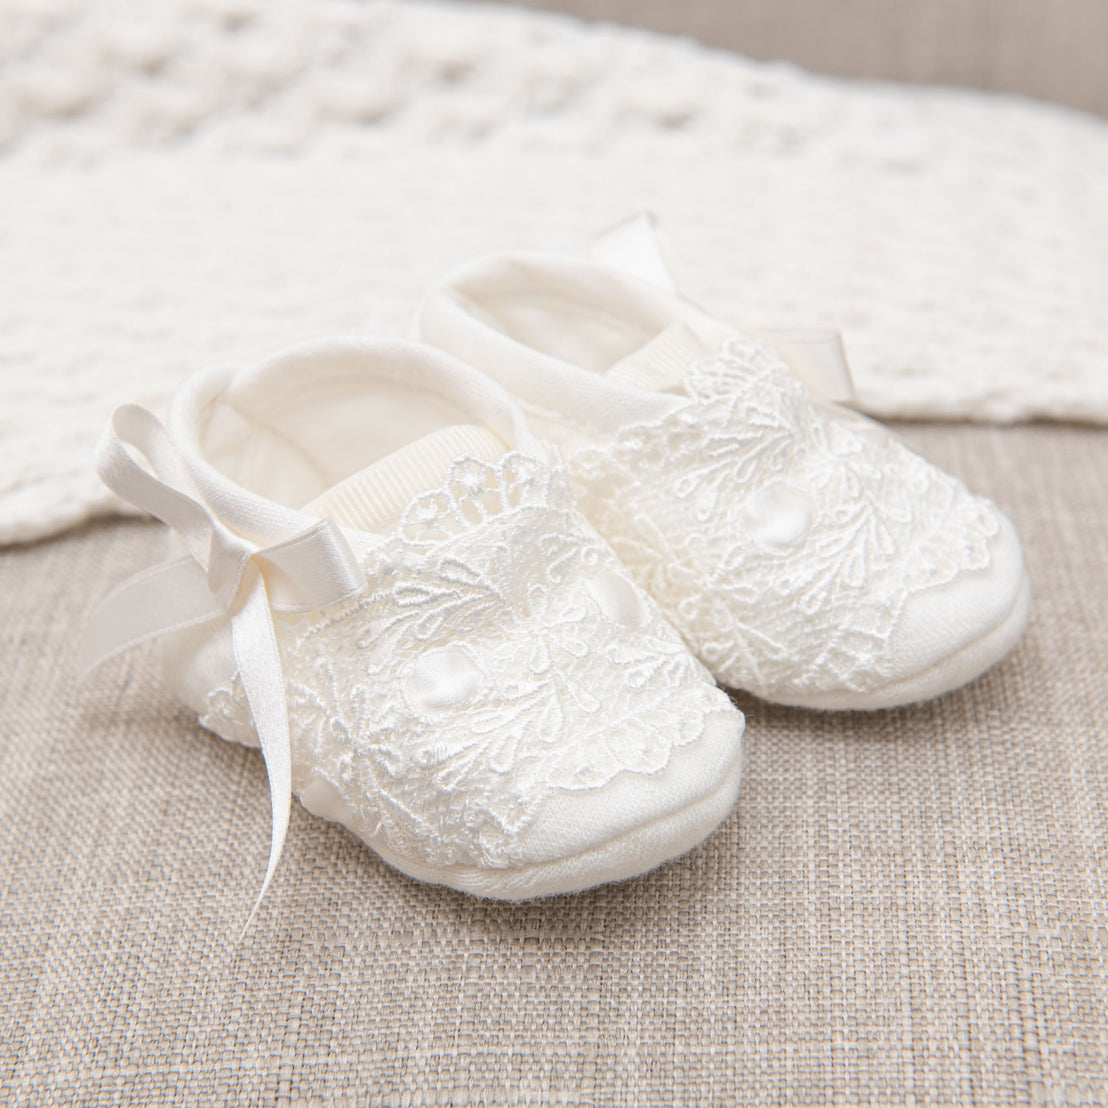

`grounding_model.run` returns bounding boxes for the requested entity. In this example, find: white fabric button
[405,648,481,711]
[741,483,813,548]
[589,568,644,627]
